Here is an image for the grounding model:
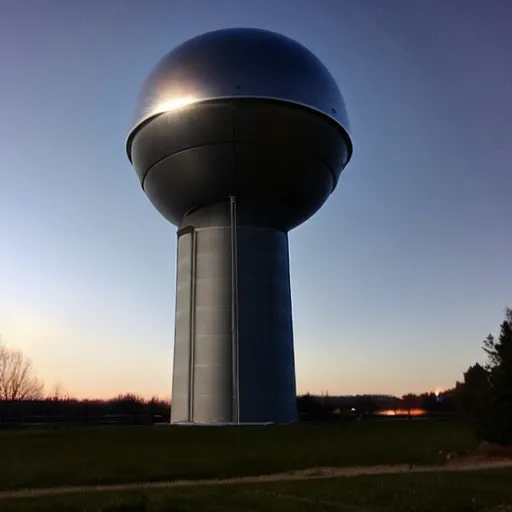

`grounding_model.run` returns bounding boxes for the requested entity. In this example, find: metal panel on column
[237,227,296,423]
[192,226,233,423]
[171,228,195,423]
